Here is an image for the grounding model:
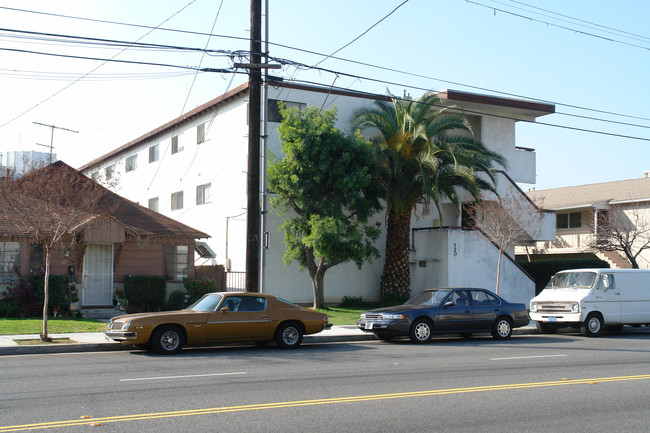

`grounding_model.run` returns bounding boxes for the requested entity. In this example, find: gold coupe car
[104,292,331,354]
